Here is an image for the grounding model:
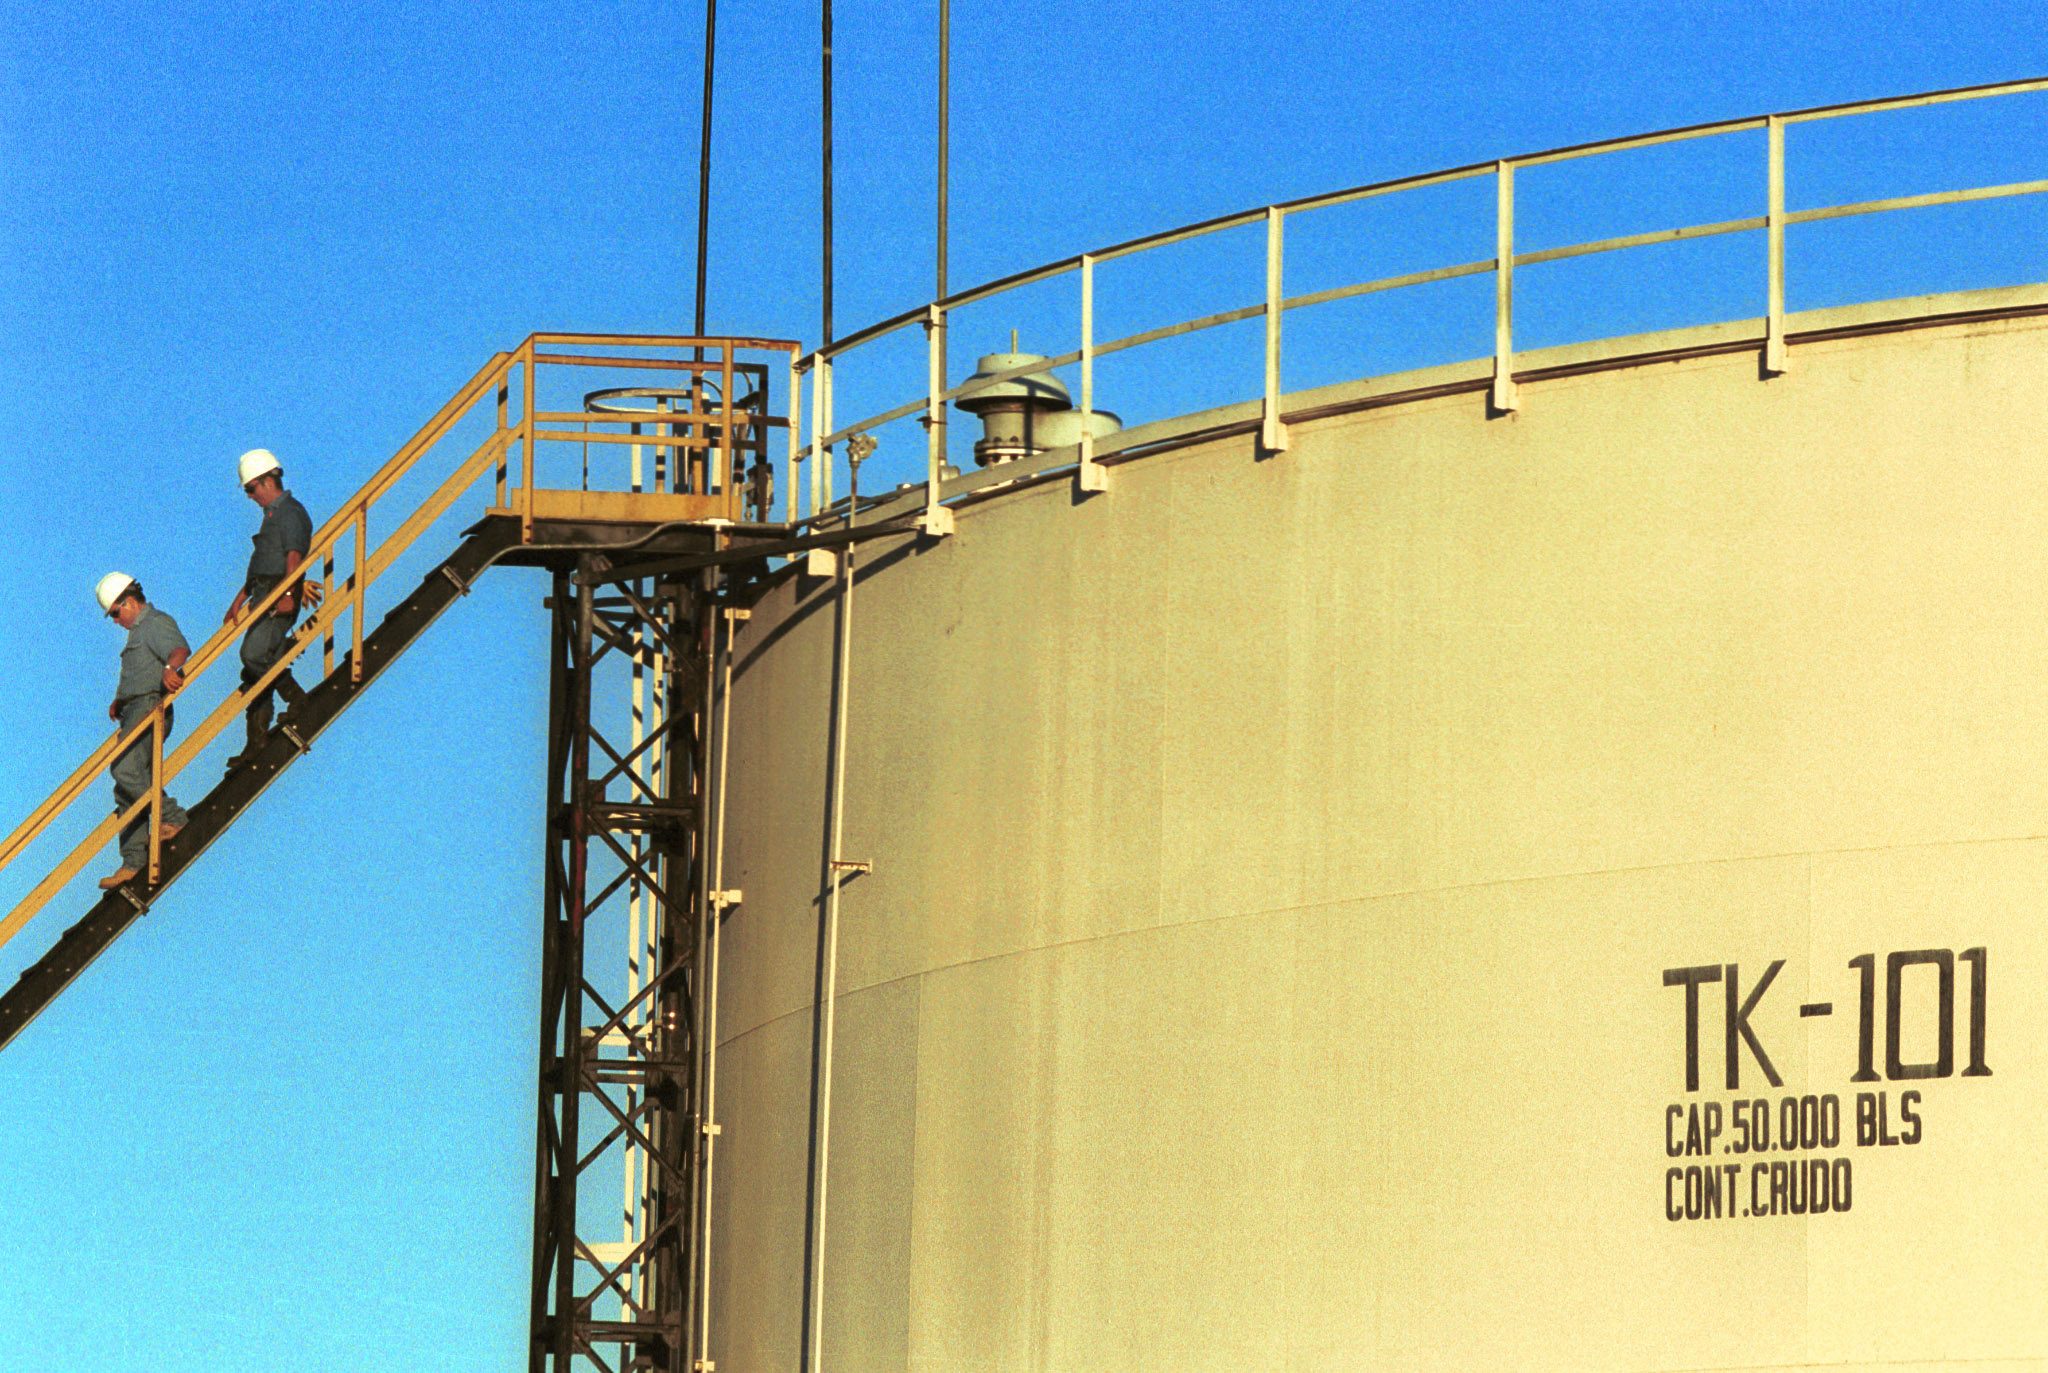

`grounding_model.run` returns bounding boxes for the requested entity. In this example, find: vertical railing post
[497,366,511,506]
[803,353,838,573]
[321,548,336,678]
[932,303,950,488]
[1492,160,1519,413]
[145,708,164,886]
[351,506,368,686]
[658,394,674,495]
[919,305,956,534]
[808,354,825,519]
[1263,207,1291,452]
[806,354,823,510]
[521,340,538,542]
[720,348,736,519]
[1077,254,1107,492]
[787,354,804,525]
[1765,114,1789,376]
